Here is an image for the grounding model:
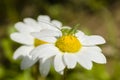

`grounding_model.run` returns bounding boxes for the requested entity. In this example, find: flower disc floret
[34,38,48,47]
[55,35,82,53]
